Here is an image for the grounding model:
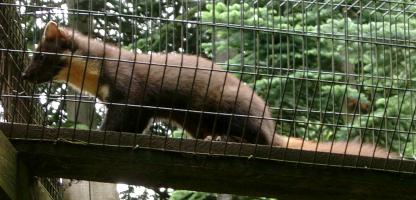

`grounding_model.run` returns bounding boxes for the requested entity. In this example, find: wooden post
[0,132,55,200]
[0,131,17,200]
